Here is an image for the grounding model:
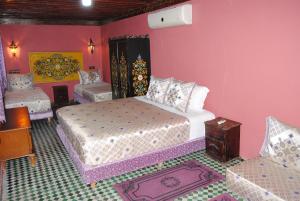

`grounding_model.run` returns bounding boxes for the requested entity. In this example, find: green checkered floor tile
[3,120,245,201]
